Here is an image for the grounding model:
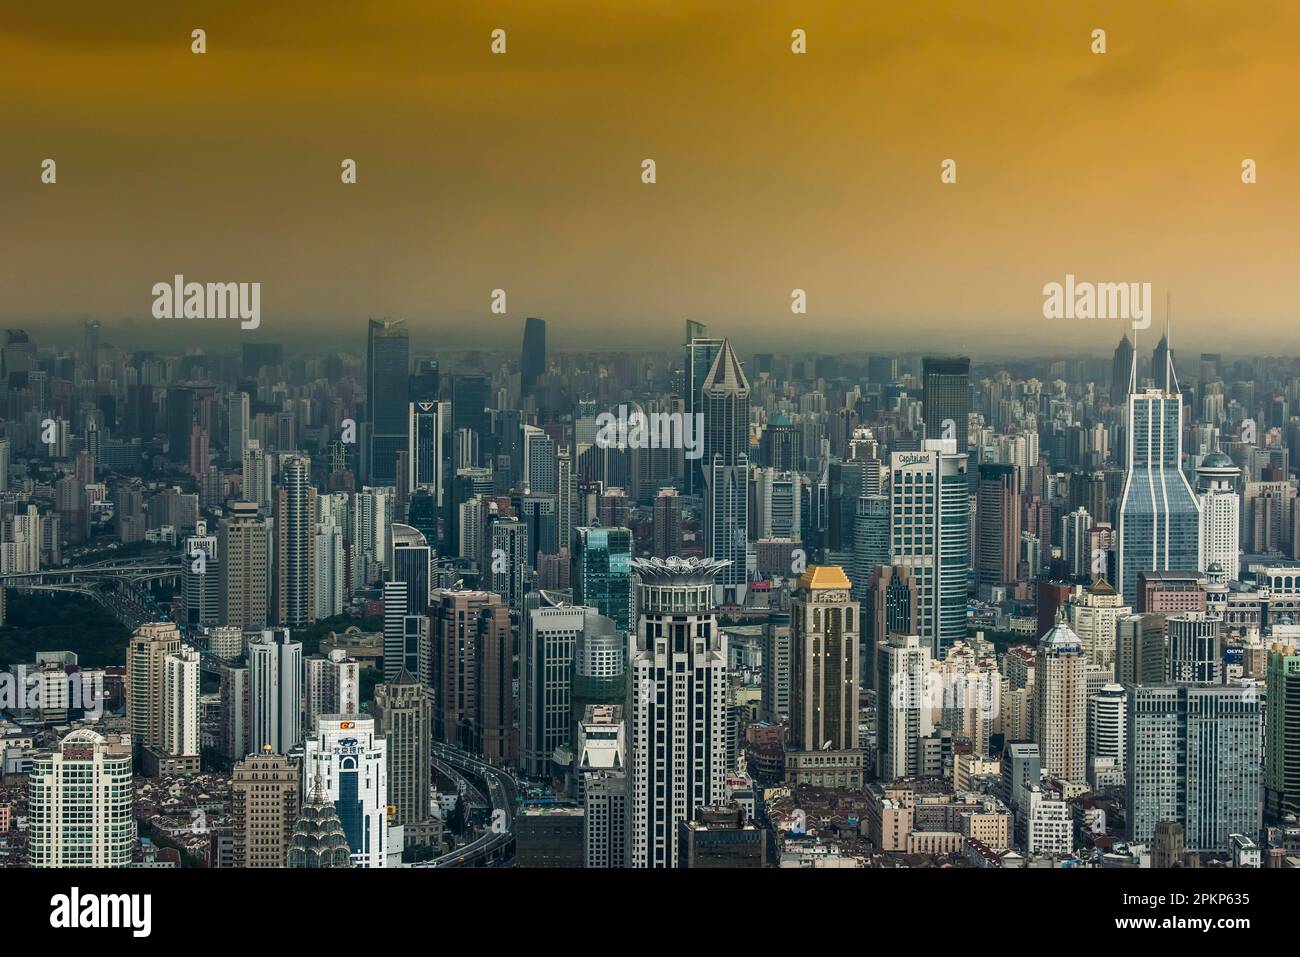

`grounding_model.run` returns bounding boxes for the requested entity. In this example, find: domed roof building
[1035,614,1088,784]
[1195,449,1242,582]
[286,774,352,868]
